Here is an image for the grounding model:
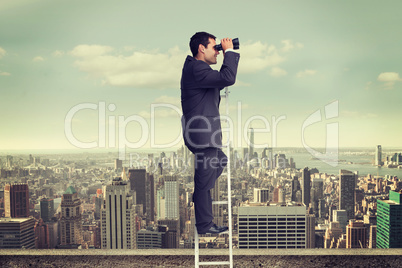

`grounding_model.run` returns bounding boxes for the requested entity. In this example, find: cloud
[296,69,317,78]
[33,56,44,62]
[70,40,303,89]
[0,47,6,59]
[377,72,401,89]
[238,40,303,74]
[71,44,187,89]
[238,42,285,74]
[365,81,372,90]
[269,67,287,77]
[281,40,304,52]
[377,72,401,82]
[52,50,64,57]
[0,71,11,76]
[71,45,114,58]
